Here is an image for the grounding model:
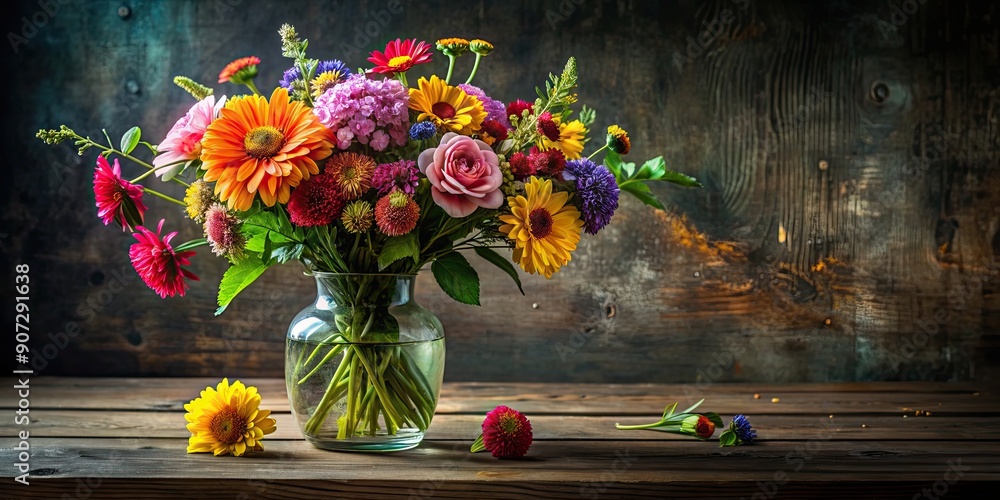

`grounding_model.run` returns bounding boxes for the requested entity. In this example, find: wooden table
[3,378,999,498]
